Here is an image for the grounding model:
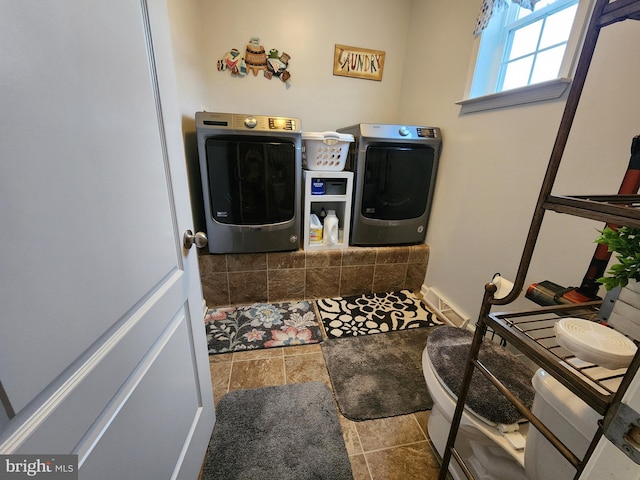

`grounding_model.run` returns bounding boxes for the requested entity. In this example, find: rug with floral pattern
[205,301,323,354]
